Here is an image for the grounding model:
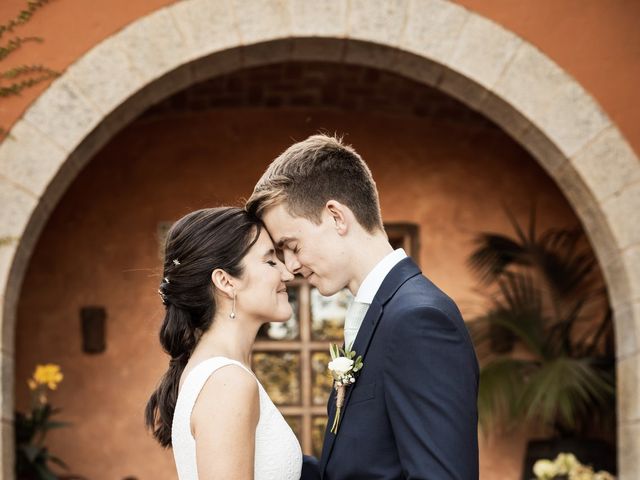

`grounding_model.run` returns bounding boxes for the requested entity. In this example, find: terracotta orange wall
[15,108,582,479]
[0,0,174,132]
[1,0,639,158]
[455,0,640,159]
